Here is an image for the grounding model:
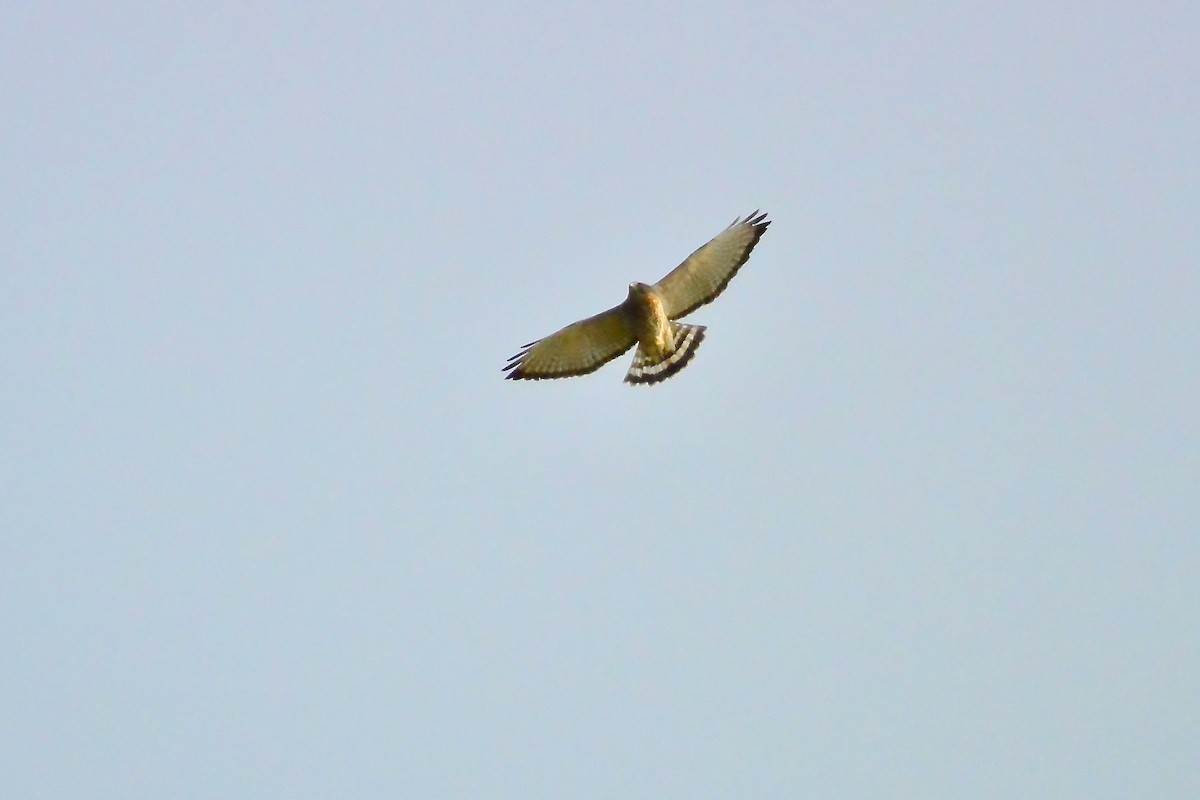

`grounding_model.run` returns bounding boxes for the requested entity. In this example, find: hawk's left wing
[653,211,770,319]
[503,304,637,380]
